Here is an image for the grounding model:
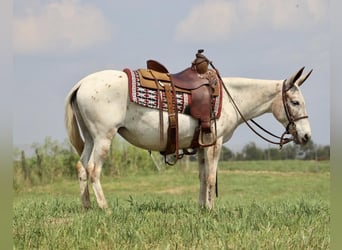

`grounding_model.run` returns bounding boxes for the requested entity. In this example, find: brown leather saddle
[136,50,221,163]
